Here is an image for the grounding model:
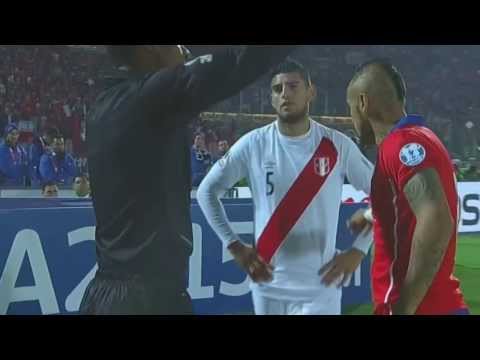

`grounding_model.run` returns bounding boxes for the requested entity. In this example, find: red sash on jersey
[257,138,338,263]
